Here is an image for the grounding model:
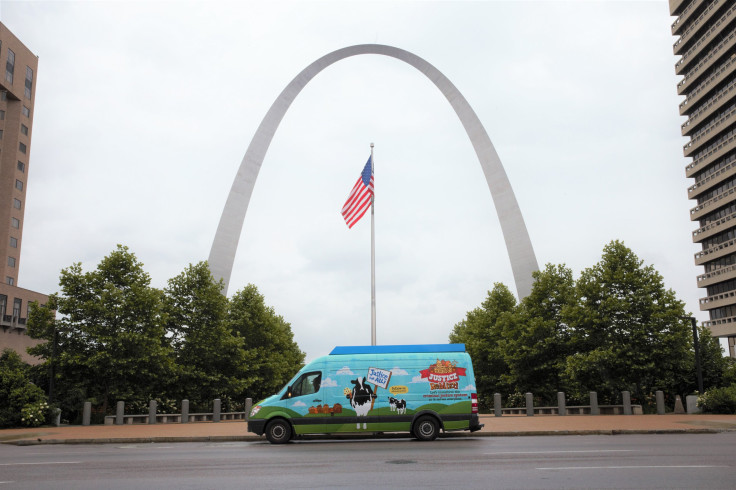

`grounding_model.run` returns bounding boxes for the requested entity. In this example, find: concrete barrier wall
[105,412,247,425]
